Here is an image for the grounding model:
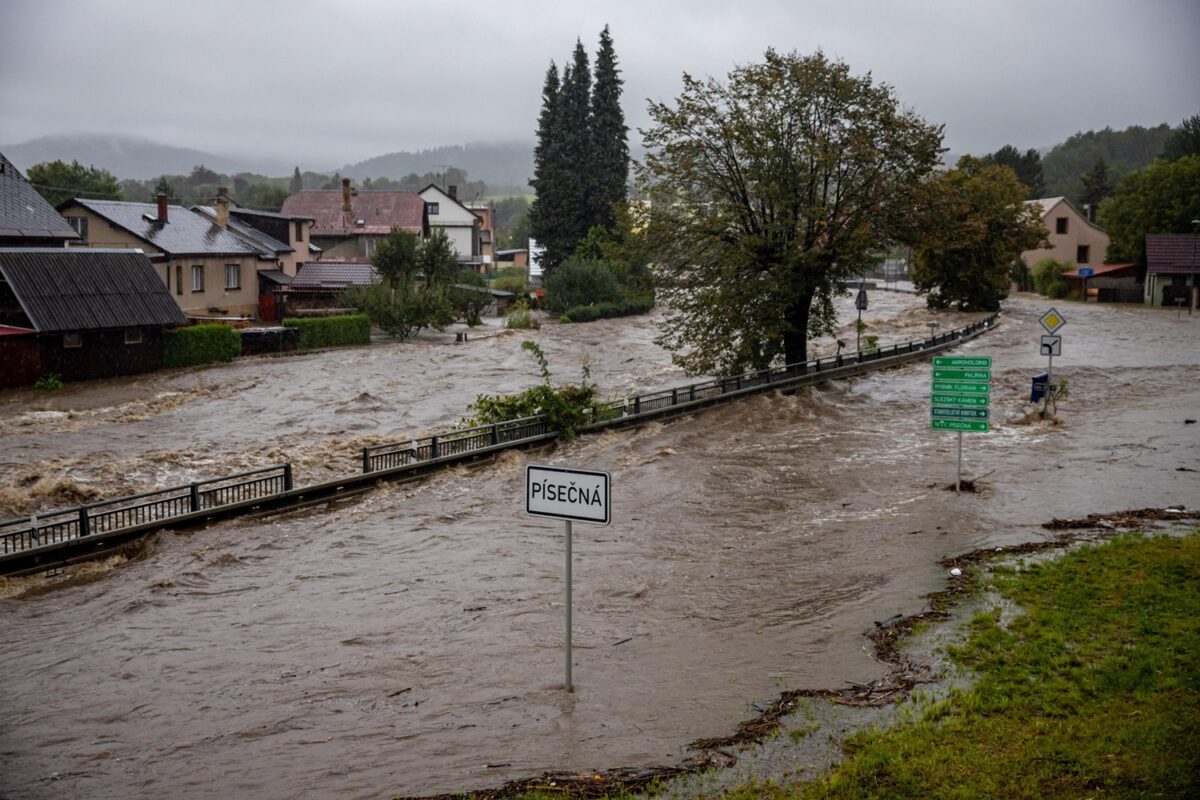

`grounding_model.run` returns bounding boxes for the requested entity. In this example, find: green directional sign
[932,406,989,419]
[931,393,990,407]
[932,356,992,368]
[931,381,990,395]
[931,418,989,433]
[932,368,991,381]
